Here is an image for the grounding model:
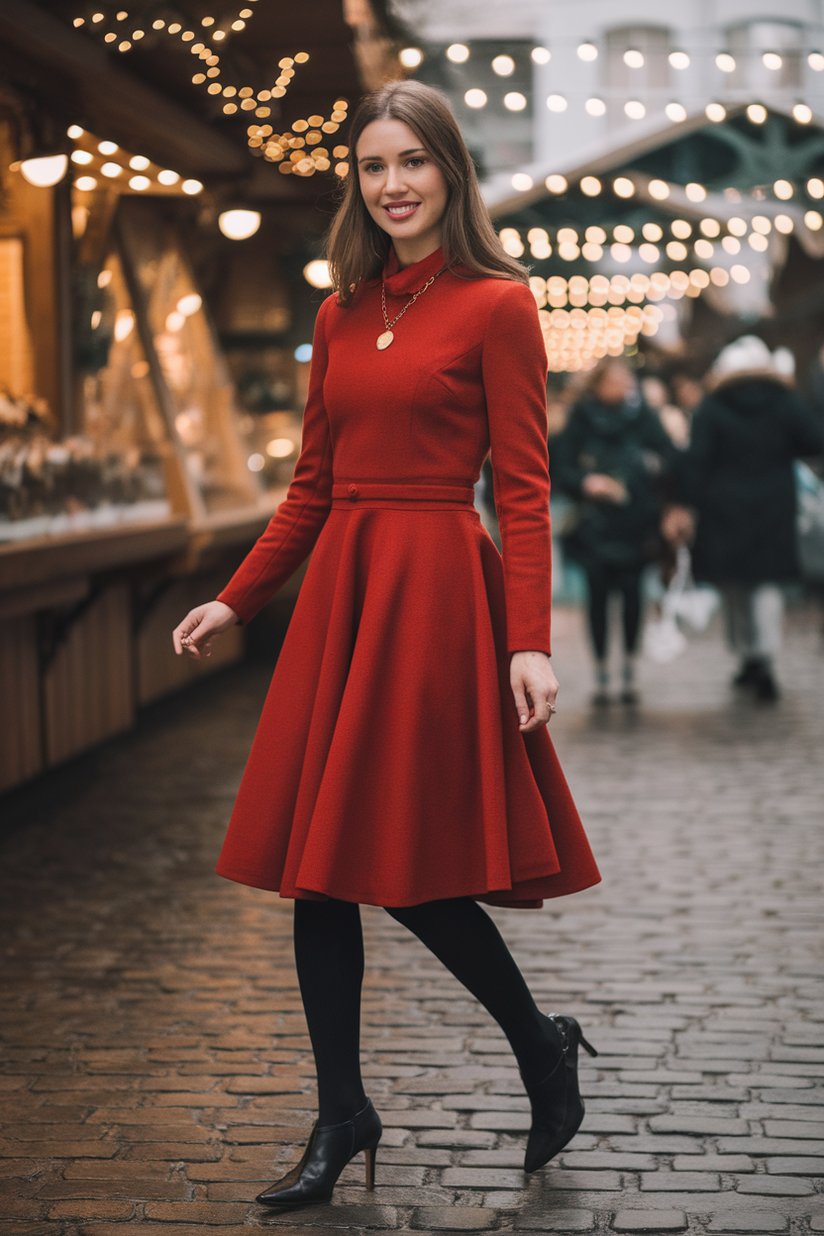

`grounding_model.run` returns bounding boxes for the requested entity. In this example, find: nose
[384,165,409,195]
